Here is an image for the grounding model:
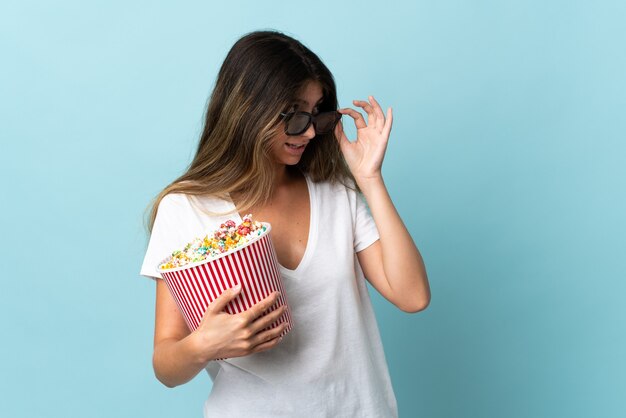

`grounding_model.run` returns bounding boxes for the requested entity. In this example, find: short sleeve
[353,191,380,253]
[139,194,187,280]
